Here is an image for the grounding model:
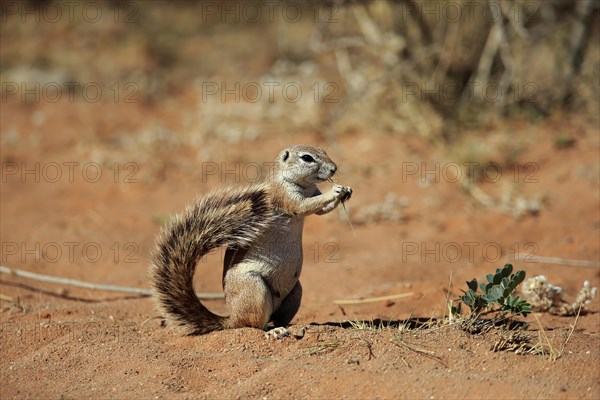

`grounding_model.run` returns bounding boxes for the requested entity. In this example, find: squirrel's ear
[281,150,290,163]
